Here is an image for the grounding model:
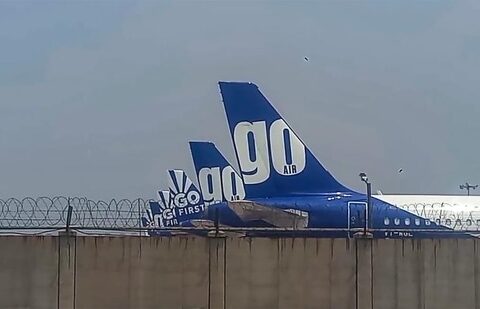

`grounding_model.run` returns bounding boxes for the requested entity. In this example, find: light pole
[359,172,372,235]
[460,182,478,196]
